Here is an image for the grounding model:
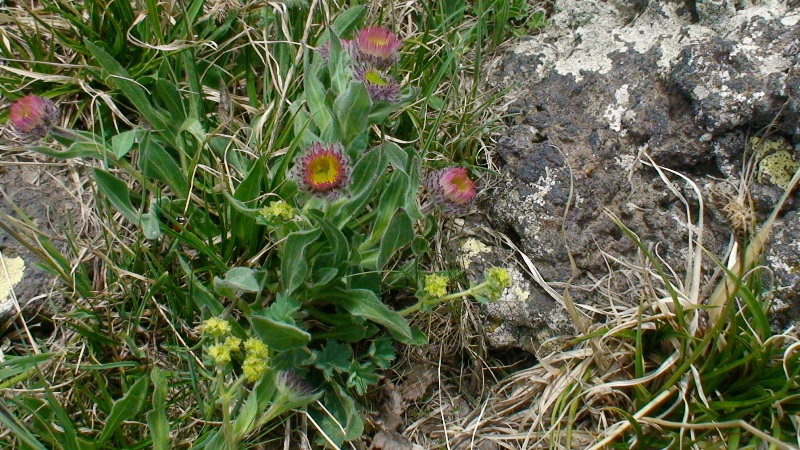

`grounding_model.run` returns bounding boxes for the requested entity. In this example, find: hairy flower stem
[50,125,85,142]
[218,374,245,448]
[400,281,492,316]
